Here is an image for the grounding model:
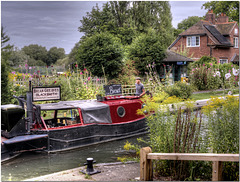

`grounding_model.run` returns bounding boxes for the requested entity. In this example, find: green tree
[173,28,184,38]
[22,44,48,64]
[55,56,72,69]
[109,1,131,28]
[76,32,124,79]
[79,3,115,38]
[79,1,174,45]
[202,1,239,23]
[1,62,10,104]
[131,1,173,34]
[8,48,33,67]
[128,28,167,74]
[1,26,13,64]
[177,16,203,30]
[1,26,13,104]
[47,47,65,65]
